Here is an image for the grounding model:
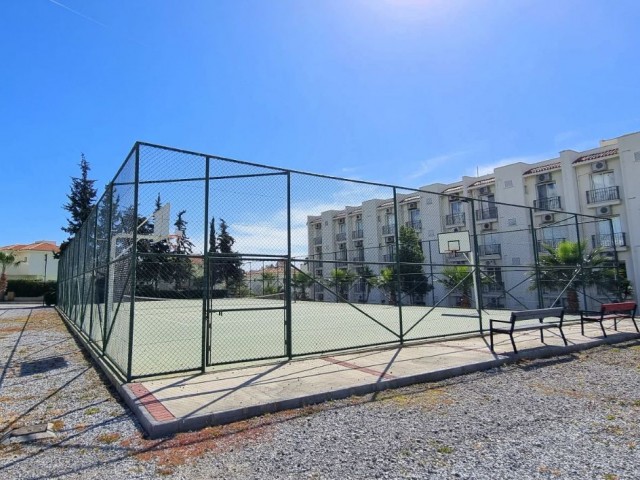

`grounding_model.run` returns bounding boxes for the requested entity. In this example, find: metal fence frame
[56,142,629,381]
